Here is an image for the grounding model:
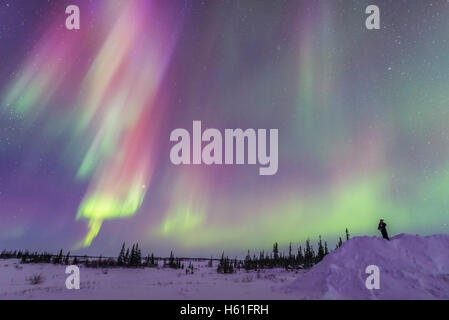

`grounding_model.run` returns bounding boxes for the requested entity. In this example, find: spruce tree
[297,246,304,265]
[346,228,350,241]
[288,242,292,259]
[217,252,225,273]
[130,244,136,266]
[304,239,315,269]
[135,243,141,266]
[124,248,130,266]
[64,252,70,265]
[217,254,234,274]
[118,242,126,266]
[316,236,325,263]
[54,249,63,264]
[169,251,175,268]
[336,237,343,249]
[244,250,251,271]
[273,242,279,262]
